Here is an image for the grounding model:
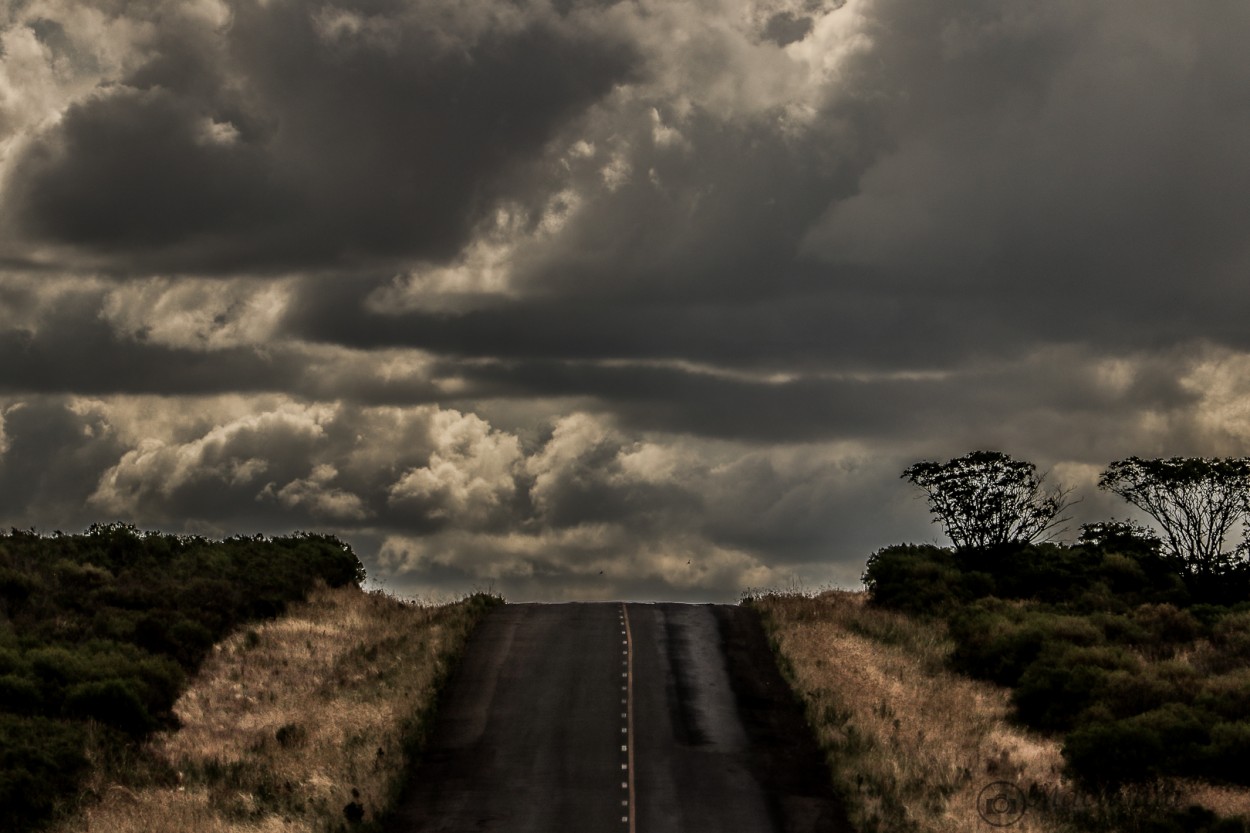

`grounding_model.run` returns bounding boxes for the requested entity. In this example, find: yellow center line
[621,602,637,833]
